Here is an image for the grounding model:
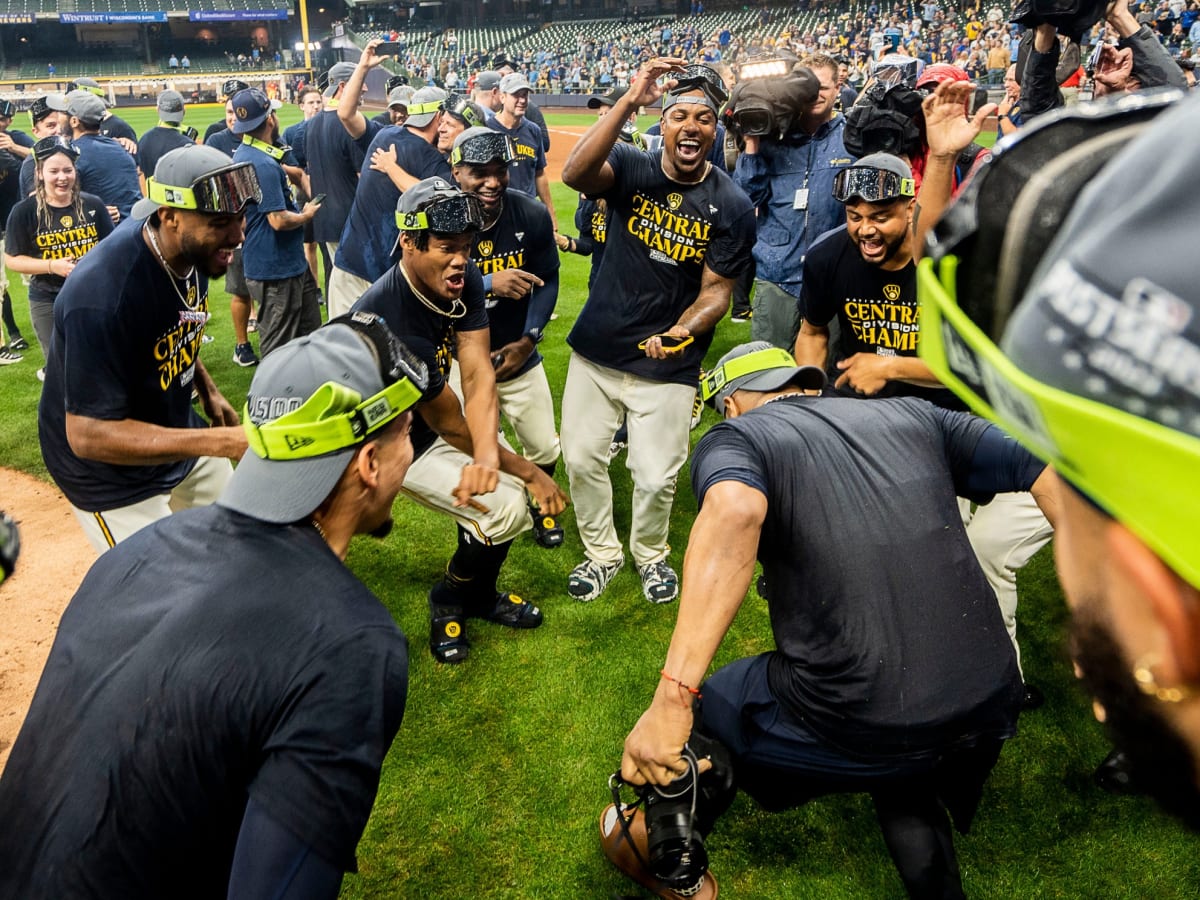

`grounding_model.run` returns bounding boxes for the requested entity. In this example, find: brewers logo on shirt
[478,240,493,257]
